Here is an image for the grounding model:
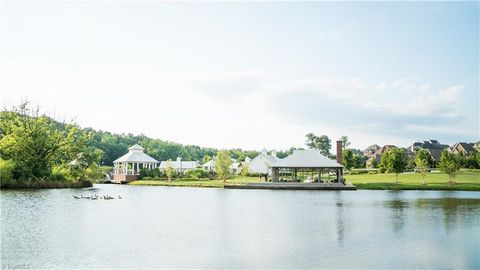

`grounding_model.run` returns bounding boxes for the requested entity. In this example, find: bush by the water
[185,168,208,179]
